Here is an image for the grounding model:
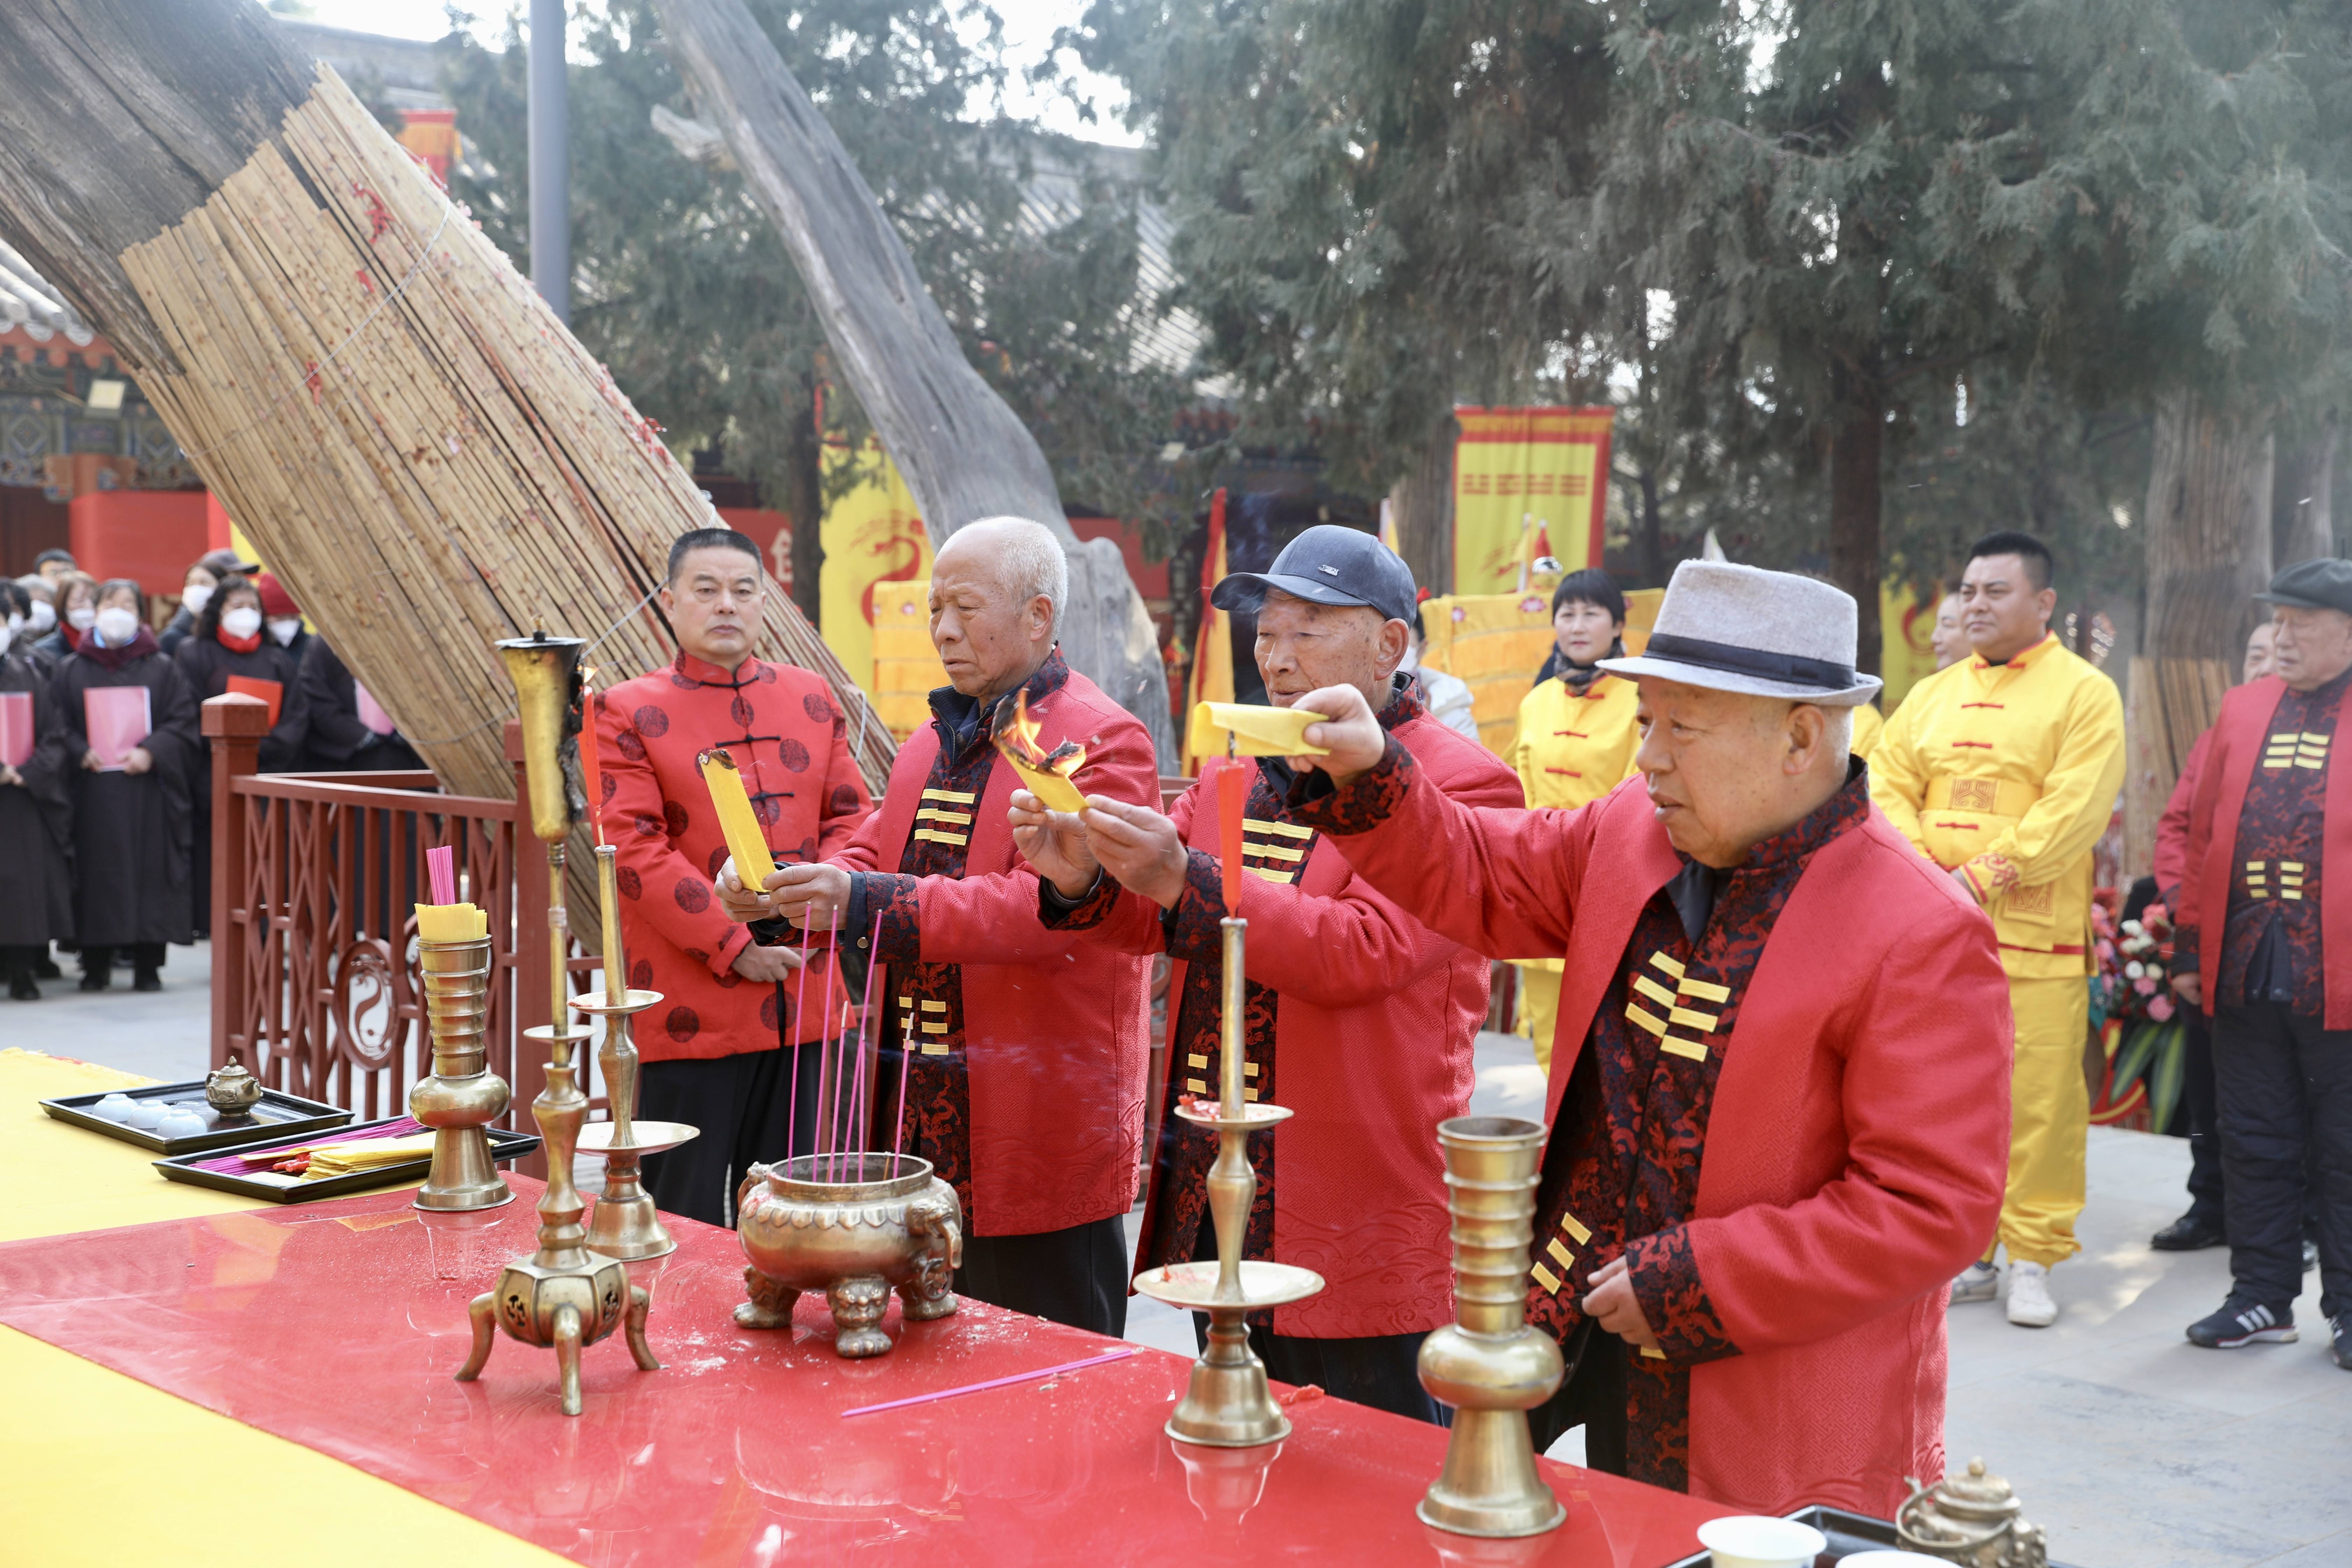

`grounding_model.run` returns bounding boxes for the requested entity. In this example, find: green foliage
[441,1,1194,547]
